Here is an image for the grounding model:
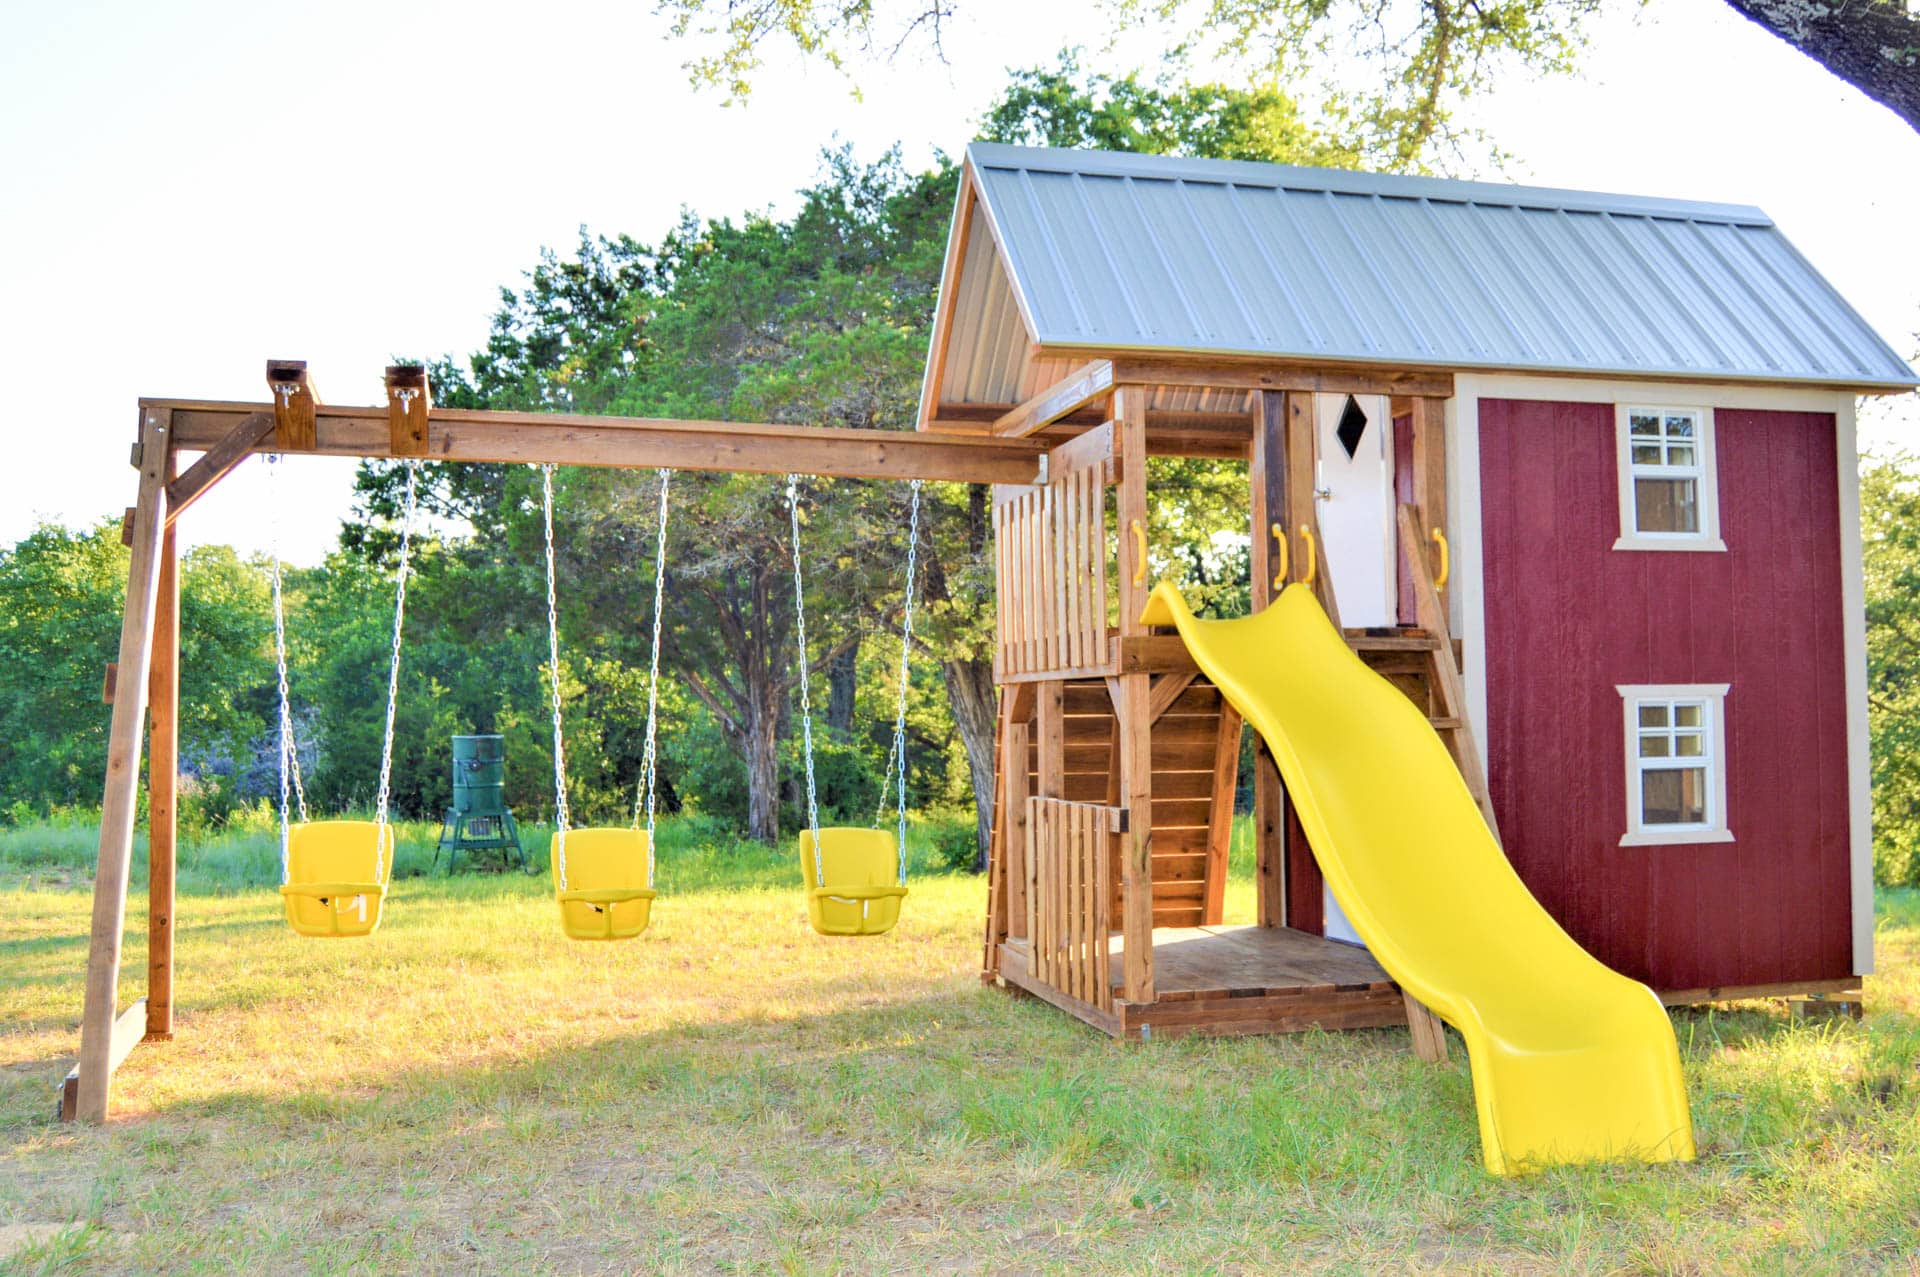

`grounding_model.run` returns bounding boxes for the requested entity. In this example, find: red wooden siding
[1478,400,1855,990]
